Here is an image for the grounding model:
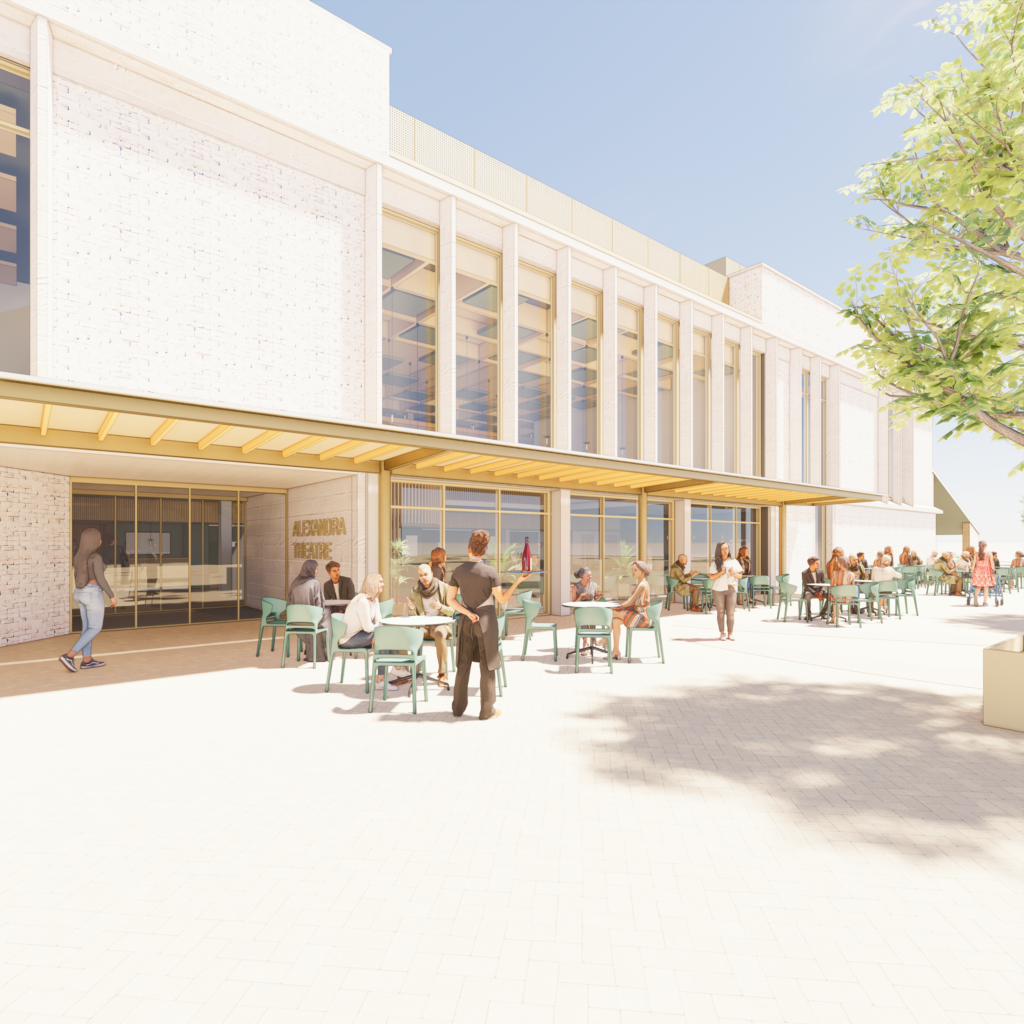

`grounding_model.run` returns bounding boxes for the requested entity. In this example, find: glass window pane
[690,517,709,573]
[392,481,441,508]
[657,318,676,464]
[445,510,497,578]
[500,489,543,512]
[648,501,669,519]
[0,65,29,374]
[691,504,709,521]
[518,264,552,448]
[383,214,437,431]
[445,487,497,510]
[725,343,737,473]
[137,487,189,627]
[71,484,135,632]
[190,494,239,623]
[570,496,600,516]
[499,511,545,606]
[570,515,600,579]
[616,303,640,460]
[692,331,708,469]
[711,506,734,521]
[647,510,671,593]
[603,513,638,599]
[605,498,637,518]
[456,241,499,439]
[571,285,600,453]
[391,505,441,606]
